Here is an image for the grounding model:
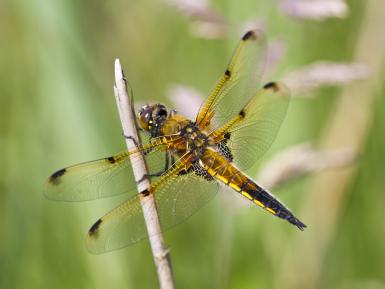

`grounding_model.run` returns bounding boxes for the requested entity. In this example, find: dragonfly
[45,30,306,254]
